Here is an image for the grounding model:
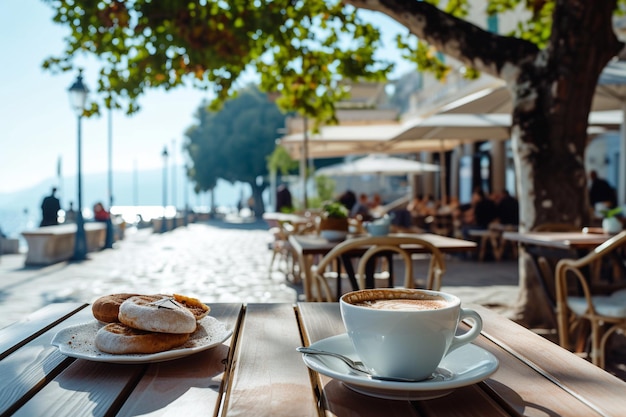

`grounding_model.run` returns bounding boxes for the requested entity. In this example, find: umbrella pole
[615,103,626,205]
[439,140,448,206]
[301,116,309,210]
